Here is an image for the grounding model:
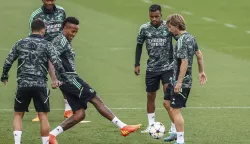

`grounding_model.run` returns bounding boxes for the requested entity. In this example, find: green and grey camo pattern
[1,35,67,88]
[52,33,77,83]
[173,32,199,88]
[137,21,174,72]
[29,5,66,41]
